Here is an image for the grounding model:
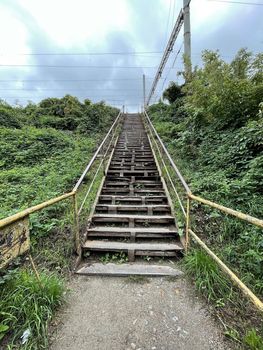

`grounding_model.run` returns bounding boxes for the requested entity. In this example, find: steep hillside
[148,49,263,345]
